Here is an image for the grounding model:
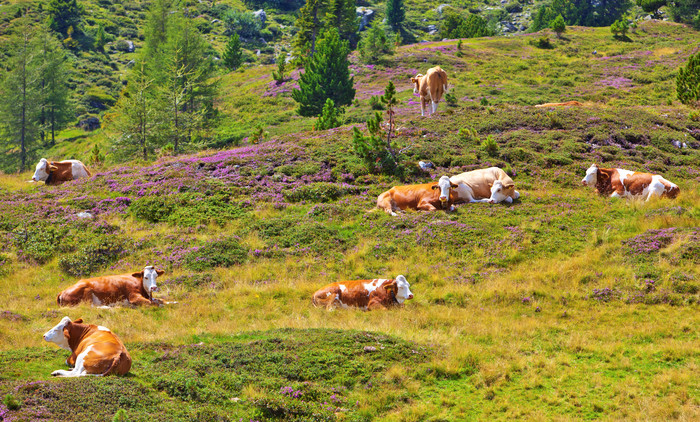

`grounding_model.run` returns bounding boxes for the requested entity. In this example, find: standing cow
[312,275,414,310]
[450,167,520,204]
[411,66,448,116]
[57,266,168,307]
[43,316,131,377]
[30,158,91,185]
[581,164,680,200]
[377,175,459,216]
